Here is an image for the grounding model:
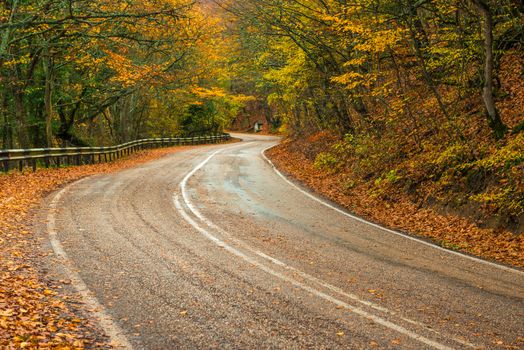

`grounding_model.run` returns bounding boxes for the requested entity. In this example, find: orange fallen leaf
[0,147,197,347]
[0,310,14,317]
